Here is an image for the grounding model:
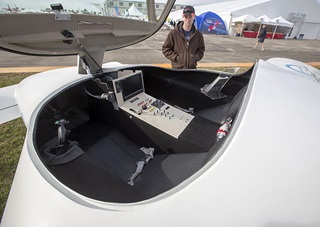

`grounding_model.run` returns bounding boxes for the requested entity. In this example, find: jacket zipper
[186,41,190,68]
